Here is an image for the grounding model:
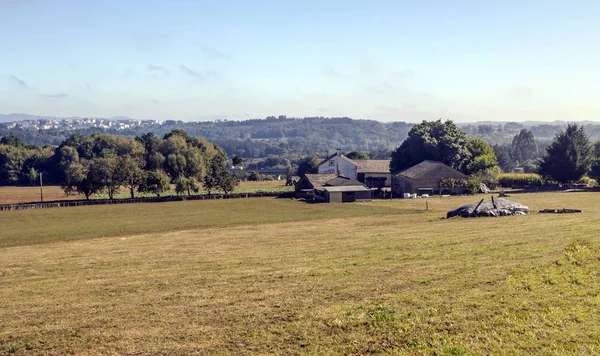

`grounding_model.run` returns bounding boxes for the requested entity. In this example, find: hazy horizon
[2,1,600,122]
